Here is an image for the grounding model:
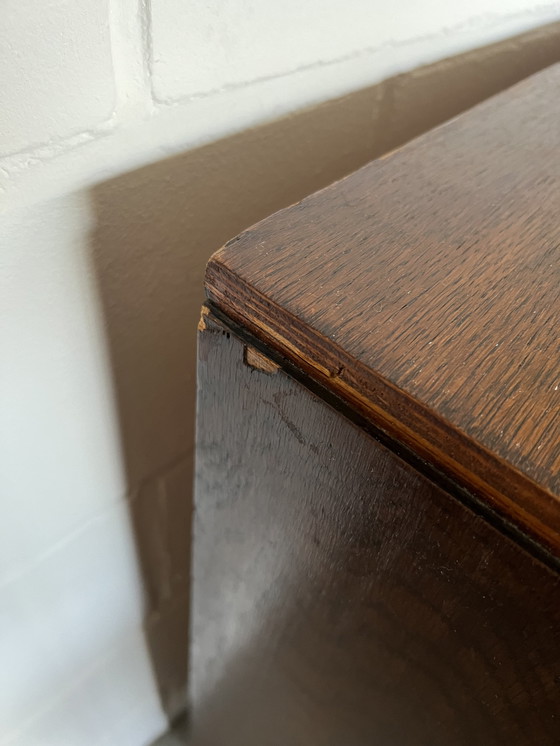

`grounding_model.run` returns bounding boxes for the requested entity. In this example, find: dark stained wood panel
[205,64,560,553]
[192,312,560,746]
